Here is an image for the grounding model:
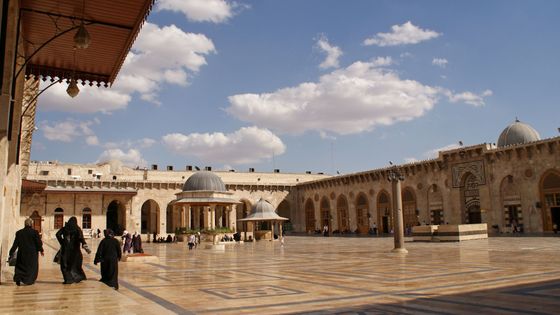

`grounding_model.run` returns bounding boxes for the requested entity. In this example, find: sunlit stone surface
[1,236,560,314]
